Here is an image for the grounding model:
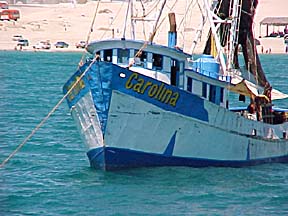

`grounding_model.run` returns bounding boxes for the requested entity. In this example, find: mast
[227,0,242,70]
[202,0,242,73]
[202,0,227,74]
